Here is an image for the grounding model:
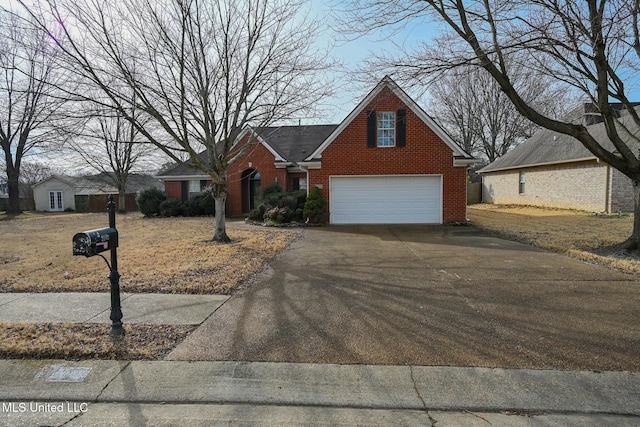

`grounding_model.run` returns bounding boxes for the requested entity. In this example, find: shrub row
[248,185,328,225]
[136,187,215,217]
[138,184,328,224]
